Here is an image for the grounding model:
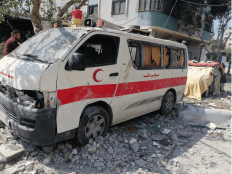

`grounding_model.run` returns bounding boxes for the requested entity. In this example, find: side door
[111,39,163,125]
[56,32,122,134]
